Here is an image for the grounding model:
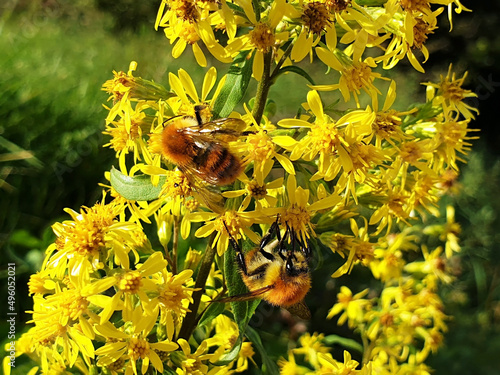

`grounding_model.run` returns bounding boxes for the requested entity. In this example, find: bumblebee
[220,218,312,319]
[159,105,247,186]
